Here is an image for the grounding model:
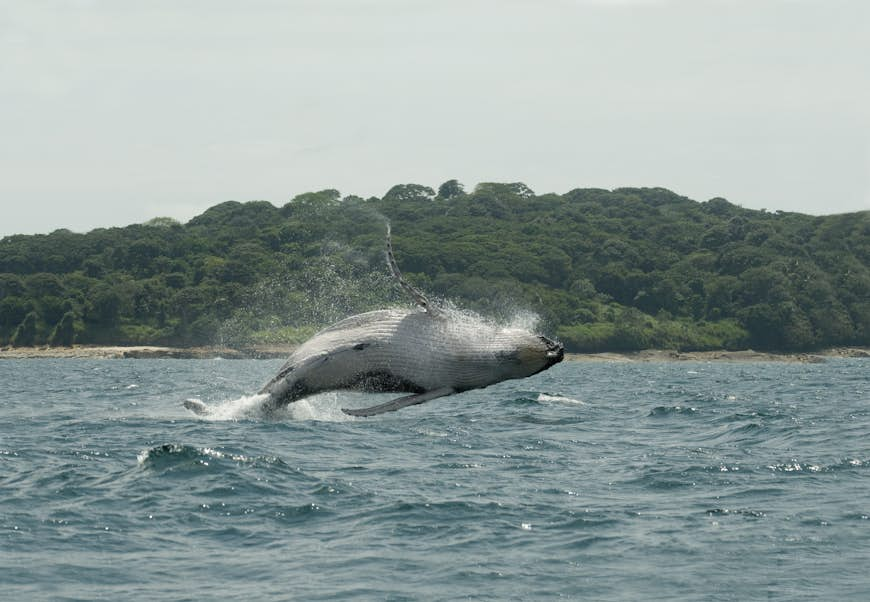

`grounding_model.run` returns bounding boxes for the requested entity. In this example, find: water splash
[184,394,273,421]
[429,300,547,339]
[214,215,556,349]
[286,393,359,422]
[218,261,403,347]
[184,392,357,423]
[505,308,542,333]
